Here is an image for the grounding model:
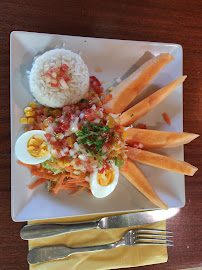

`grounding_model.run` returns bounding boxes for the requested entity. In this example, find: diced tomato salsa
[21,82,126,174]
